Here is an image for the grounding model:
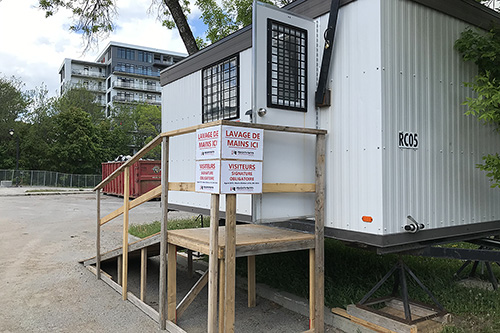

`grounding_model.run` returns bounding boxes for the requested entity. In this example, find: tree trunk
[163,0,199,55]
